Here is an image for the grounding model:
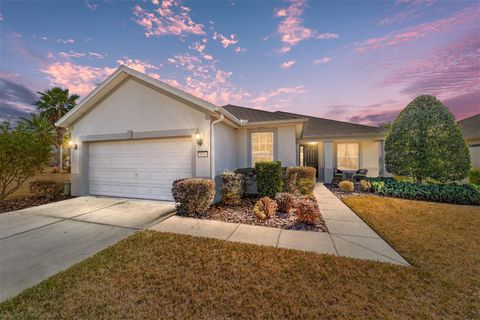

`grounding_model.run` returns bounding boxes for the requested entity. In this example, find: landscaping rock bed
[0,195,72,213]
[178,197,328,232]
